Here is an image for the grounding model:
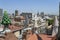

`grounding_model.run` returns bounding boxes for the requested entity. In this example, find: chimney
[52,16,59,37]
